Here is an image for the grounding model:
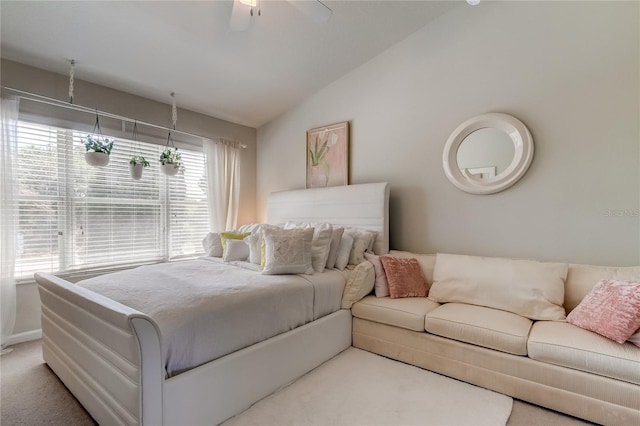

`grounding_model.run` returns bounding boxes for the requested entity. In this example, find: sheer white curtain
[1,96,19,351]
[203,139,241,232]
